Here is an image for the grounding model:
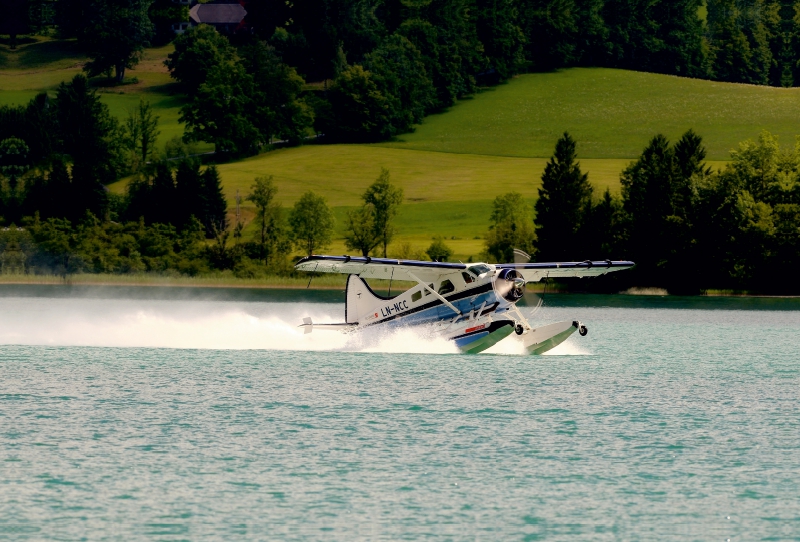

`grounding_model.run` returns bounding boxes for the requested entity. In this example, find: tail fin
[346,274,385,324]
